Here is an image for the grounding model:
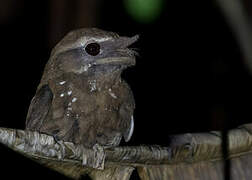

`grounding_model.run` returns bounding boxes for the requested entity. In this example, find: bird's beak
[96,35,139,66]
